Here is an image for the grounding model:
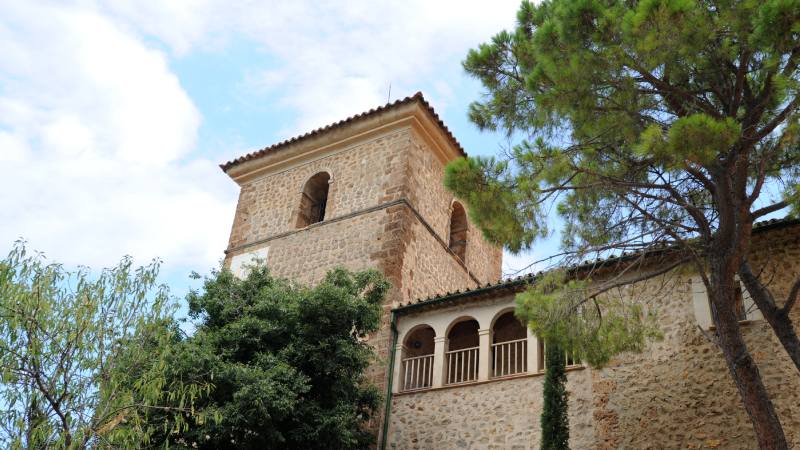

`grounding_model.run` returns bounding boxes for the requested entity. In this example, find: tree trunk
[710,261,788,449]
[739,262,800,373]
